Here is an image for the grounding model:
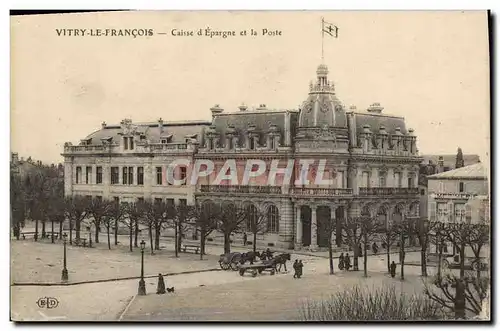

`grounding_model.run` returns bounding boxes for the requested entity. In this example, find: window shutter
[430,202,436,222]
